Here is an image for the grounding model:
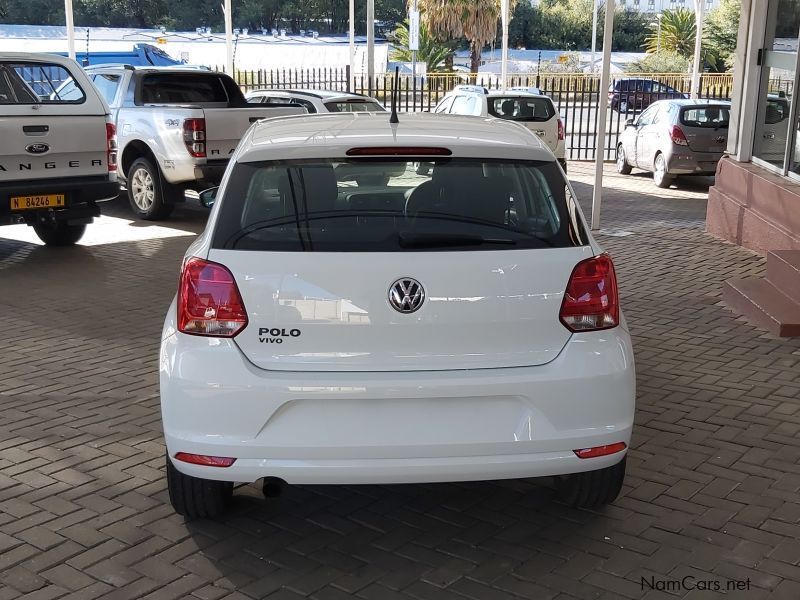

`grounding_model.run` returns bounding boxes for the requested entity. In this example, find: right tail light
[105,121,117,172]
[178,257,247,337]
[559,254,619,332]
